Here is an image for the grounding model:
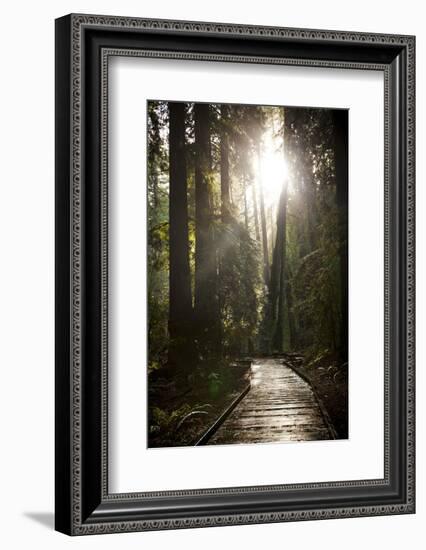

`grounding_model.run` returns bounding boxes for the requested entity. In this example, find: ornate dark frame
[55,13,415,536]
